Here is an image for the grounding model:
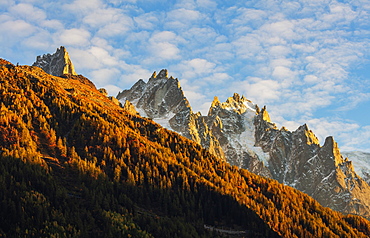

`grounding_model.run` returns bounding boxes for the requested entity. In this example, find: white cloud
[118,65,152,89]
[196,0,217,9]
[134,12,161,30]
[63,0,103,14]
[231,8,268,29]
[165,8,204,29]
[168,8,202,21]
[8,3,46,22]
[68,44,122,73]
[183,58,216,75]
[2,0,370,153]
[0,0,14,8]
[40,19,64,30]
[57,28,91,46]
[173,0,197,10]
[203,73,231,84]
[150,31,179,42]
[306,118,360,145]
[232,35,264,59]
[183,90,206,110]
[103,84,122,97]
[260,20,297,40]
[23,31,53,50]
[204,42,234,62]
[147,31,183,60]
[235,77,281,105]
[69,48,101,70]
[90,67,121,86]
[269,45,292,58]
[84,8,134,36]
[321,3,357,25]
[303,75,319,83]
[83,8,122,27]
[0,19,36,39]
[271,66,295,81]
[89,46,118,66]
[149,42,180,60]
